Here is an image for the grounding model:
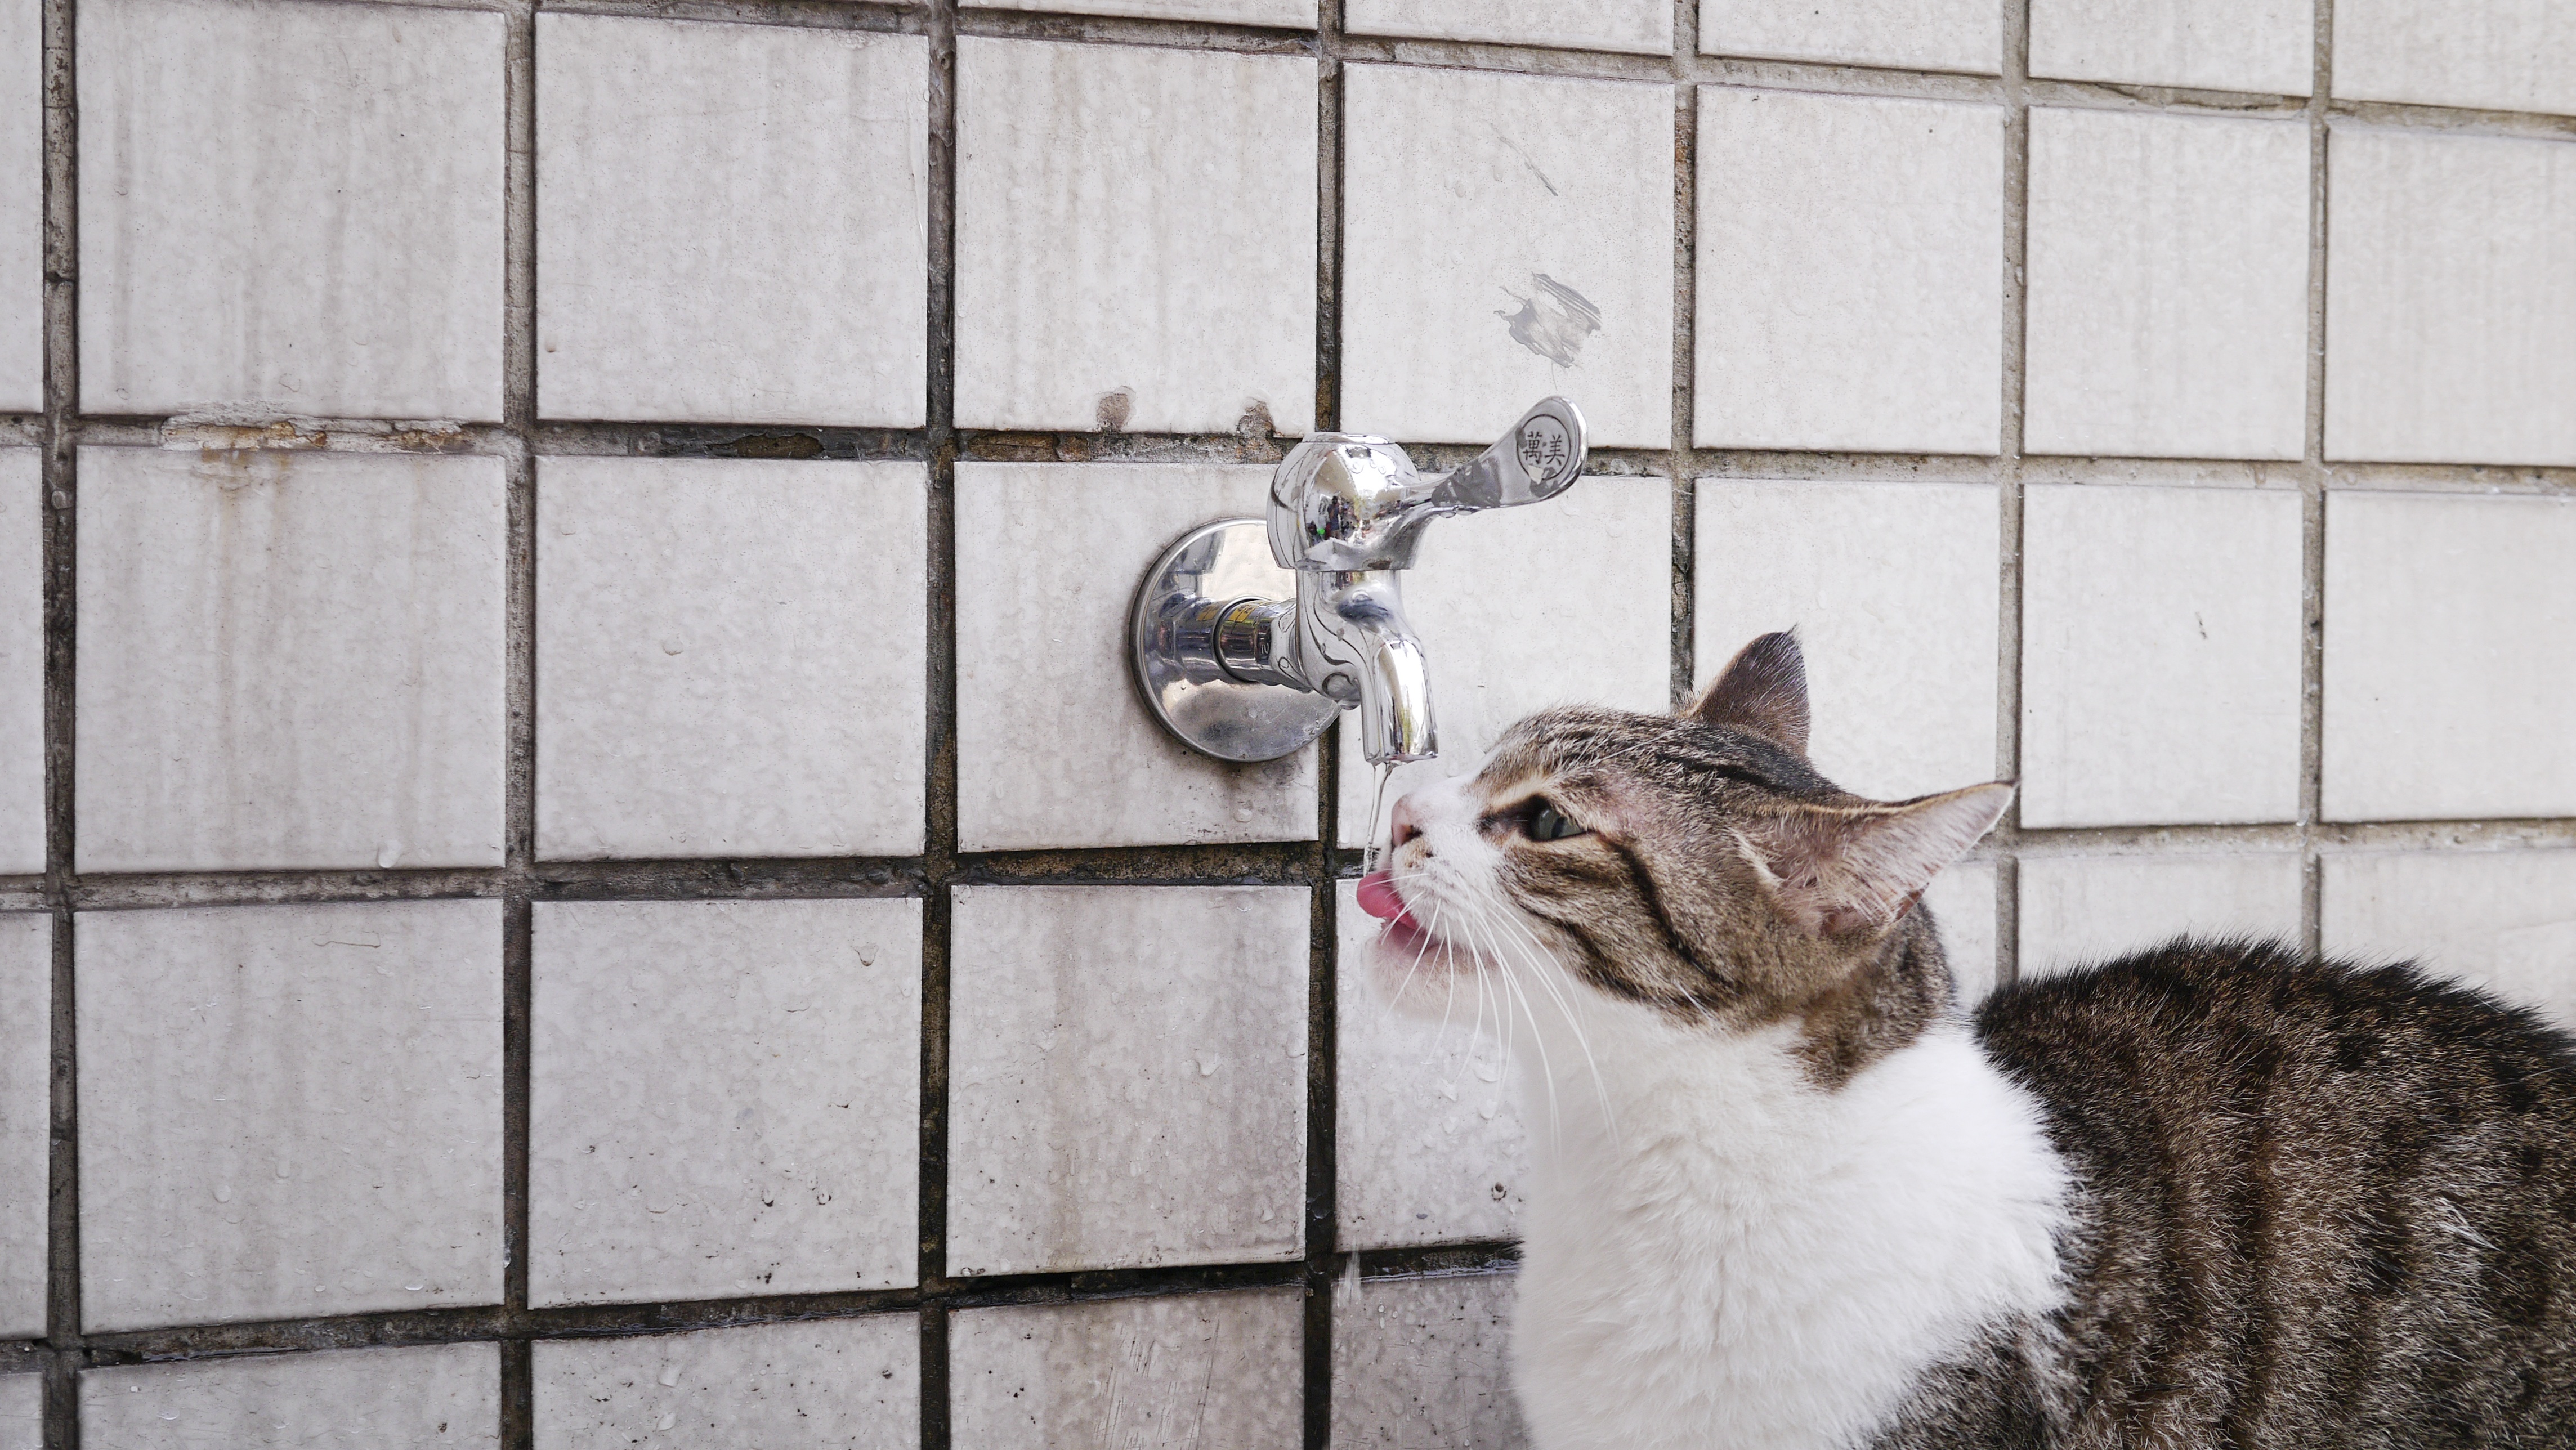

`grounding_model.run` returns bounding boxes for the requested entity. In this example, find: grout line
[39,0,82,1433]
[499,3,539,1445]
[1667,0,1697,710]
[918,3,960,1444]
[2299,0,2335,960]
[1991,0,2030,987]
[40,418,2576,496]
[1303,8,1345,1444]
